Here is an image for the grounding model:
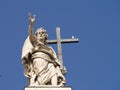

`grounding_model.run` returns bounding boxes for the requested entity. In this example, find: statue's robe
[21,36,33,78]
[21,36,65,85]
